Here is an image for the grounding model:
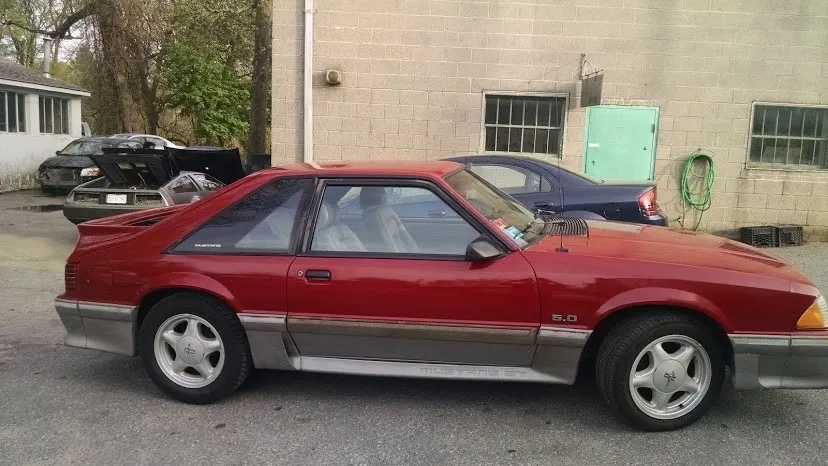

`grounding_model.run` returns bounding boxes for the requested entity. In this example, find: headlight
[80,167,100,177]
[797,295,828,329]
